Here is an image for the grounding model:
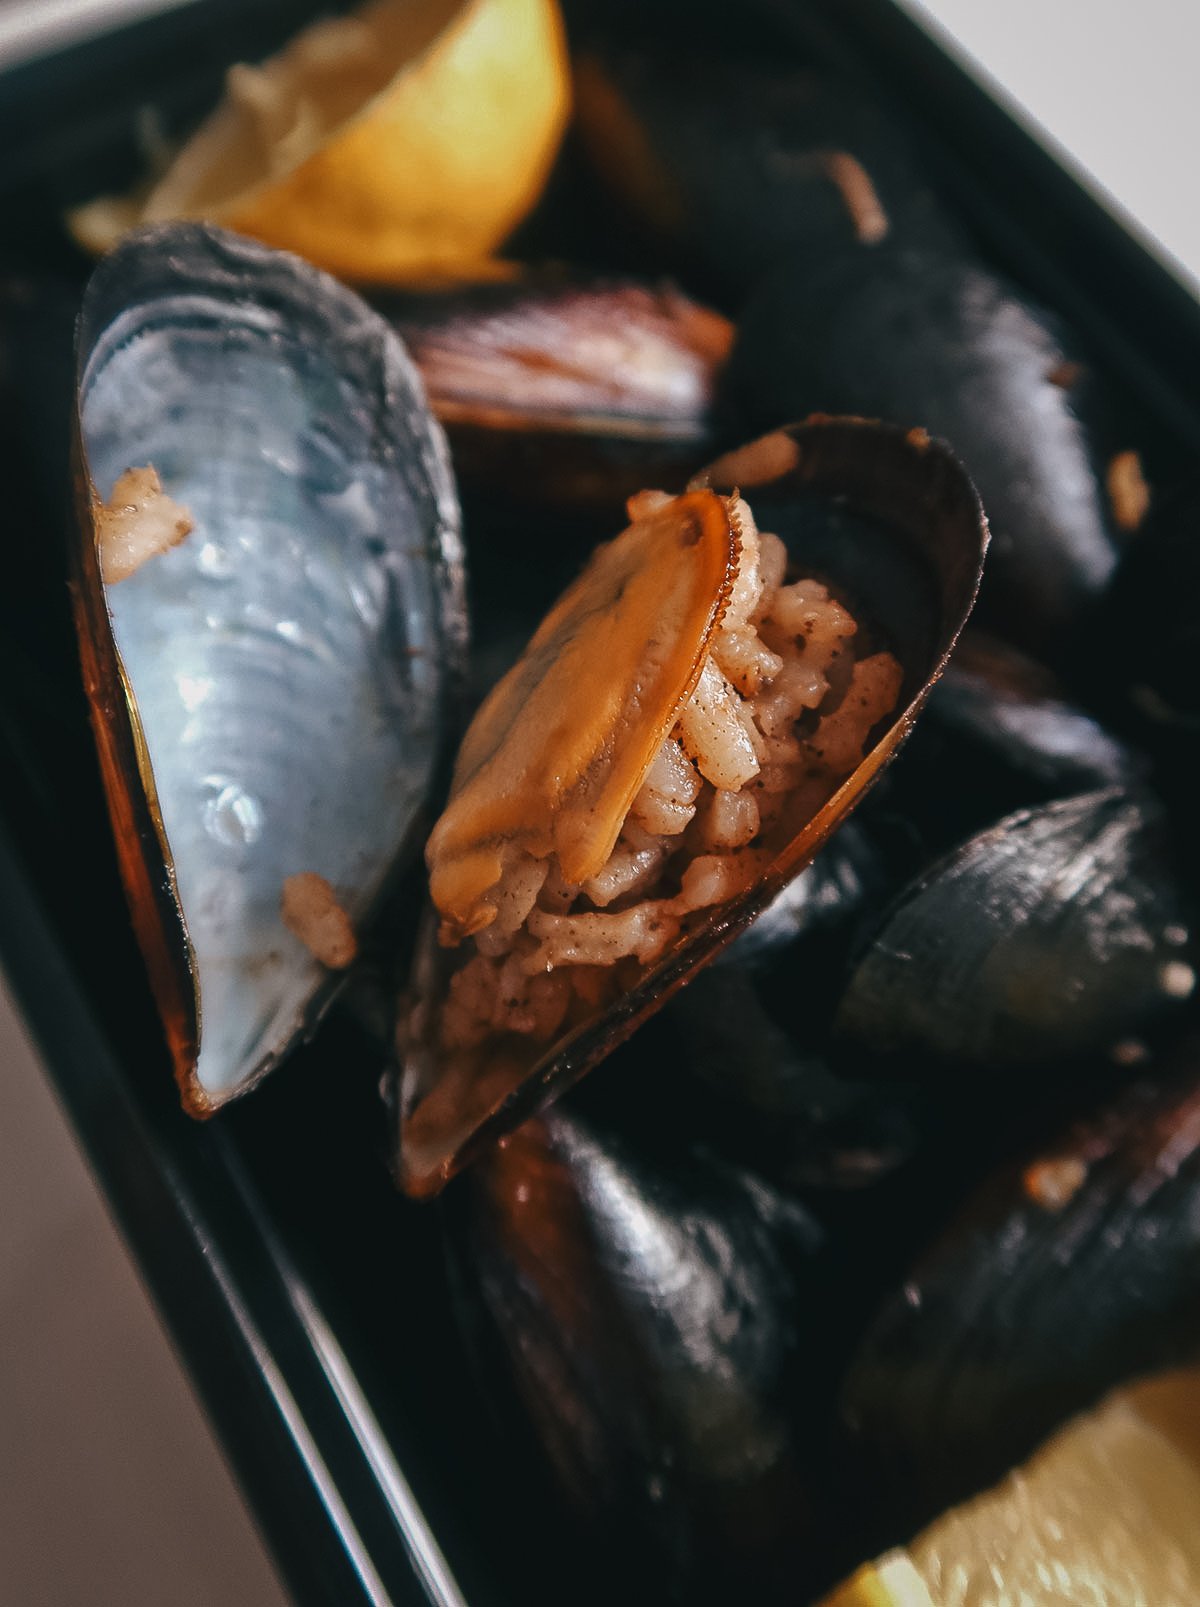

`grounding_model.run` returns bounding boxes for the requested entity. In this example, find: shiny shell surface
[74,223,466,1113]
